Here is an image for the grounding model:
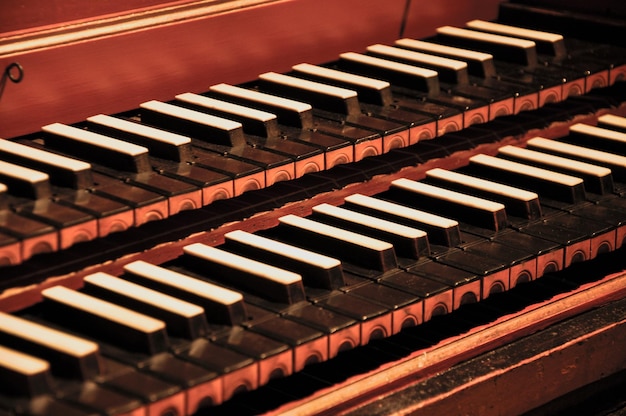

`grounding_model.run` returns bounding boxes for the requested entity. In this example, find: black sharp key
[0,140,93,189]
[41,286,169,356]
[82,272,209,340]
[139,100,246,148]
[0,311,101,380]
[41,123,152,173]
[122,259,247,326]
[182,243,307,304]
[383,178,509,232]
[0,161,50,200]
[497,144,615,195]
[424,167,543,220]
[463,153,587,205]
[343,193,462,248]
[222,230,345,290]
[85,114,194,162]
[310,202,430,260]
